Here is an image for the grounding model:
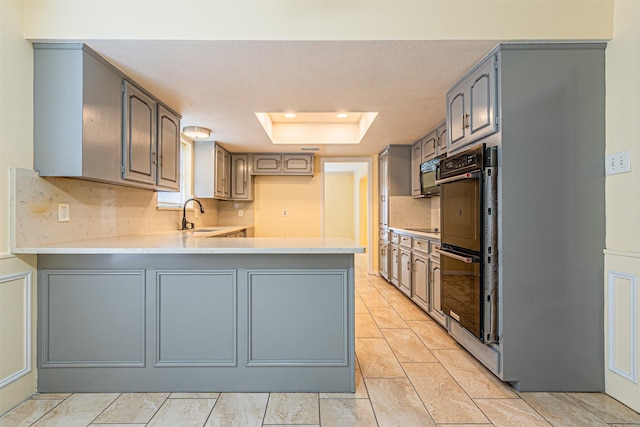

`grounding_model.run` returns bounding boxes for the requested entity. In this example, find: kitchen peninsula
[13,233,364,393]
